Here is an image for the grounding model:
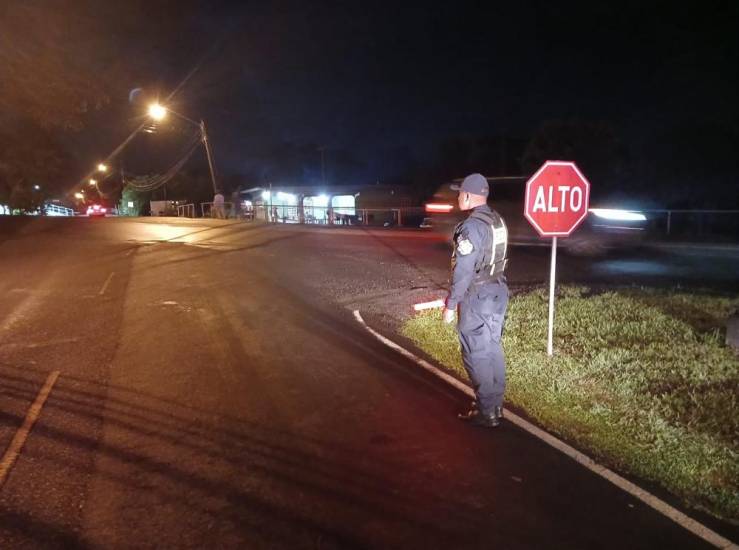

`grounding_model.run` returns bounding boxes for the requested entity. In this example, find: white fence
[176,203,196,218]
[253,205,426,227]
[199,202,236,219]
[645,209,739,239]
[44,203,74,217]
